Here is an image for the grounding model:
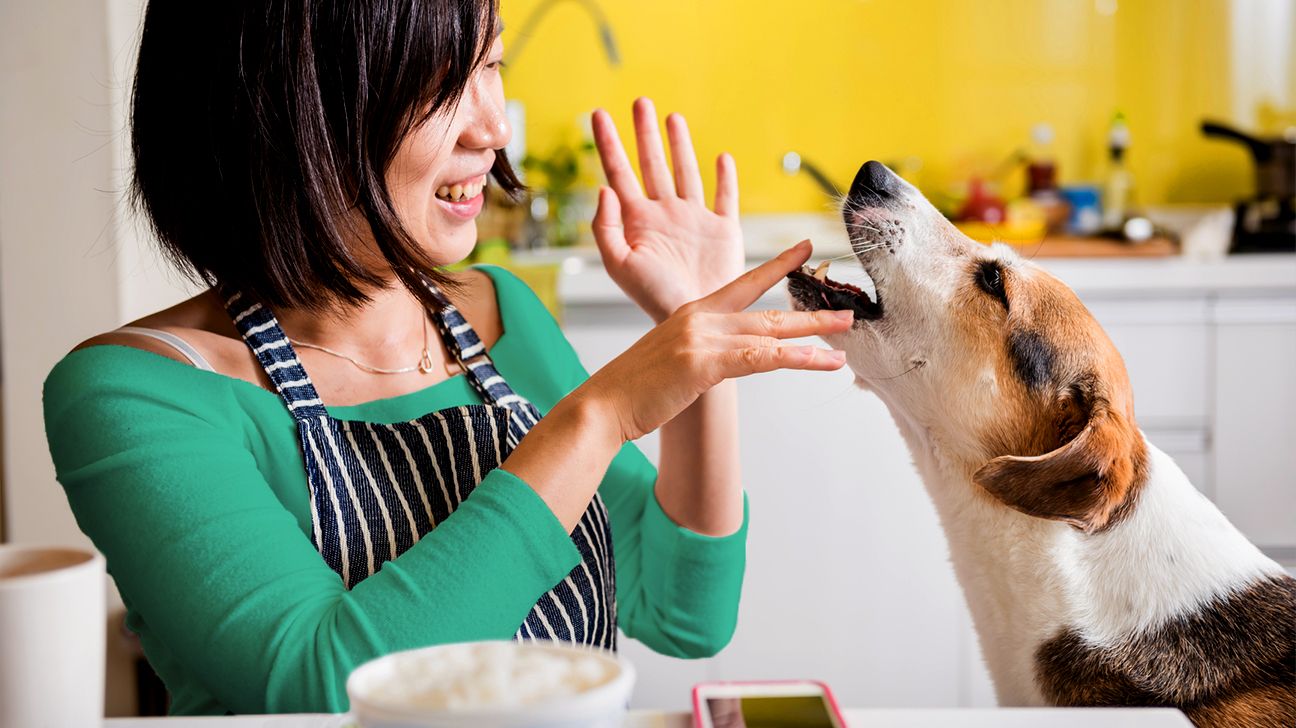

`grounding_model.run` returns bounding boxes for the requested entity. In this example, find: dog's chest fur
[896,419,1295,722]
